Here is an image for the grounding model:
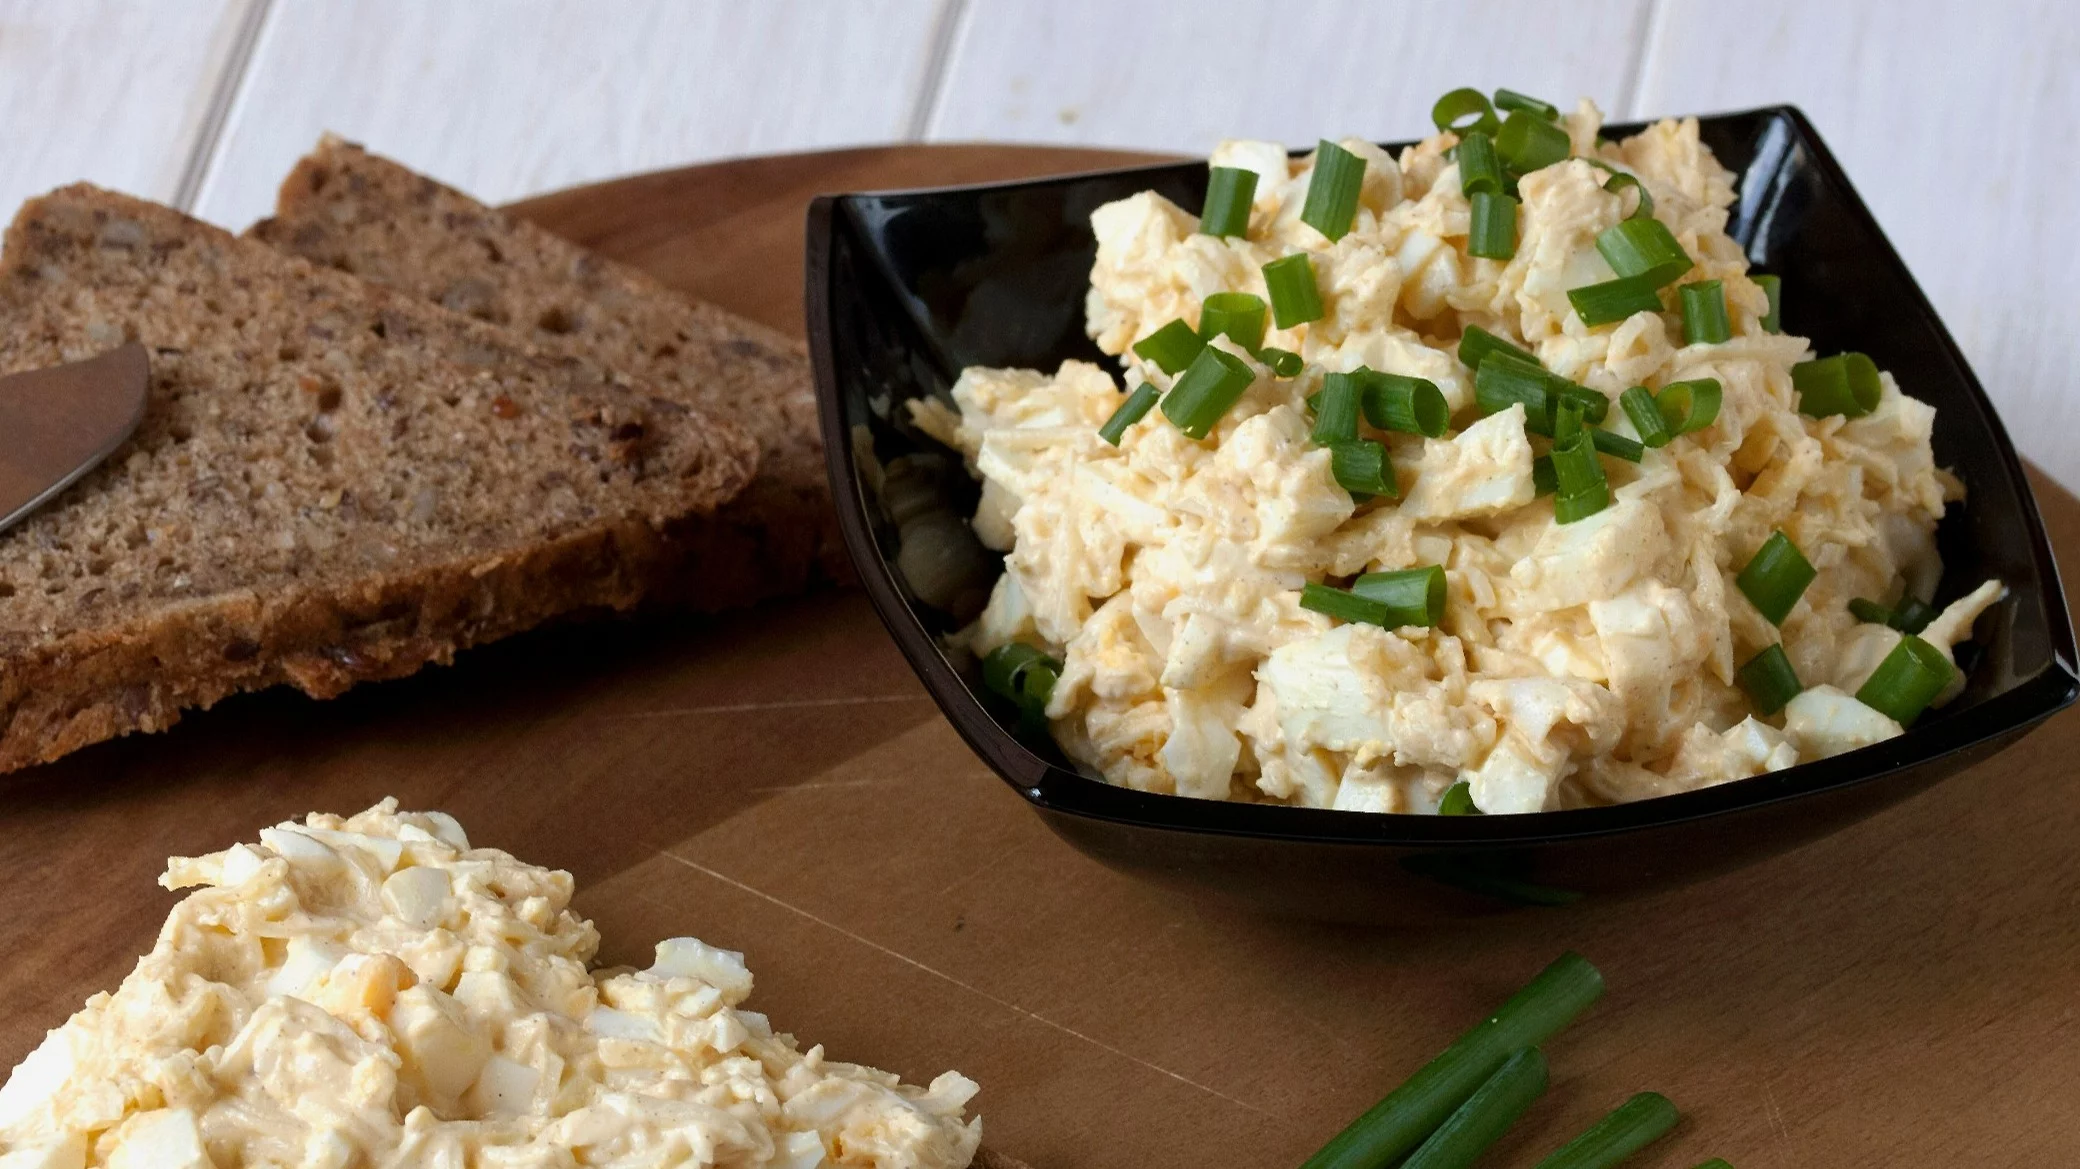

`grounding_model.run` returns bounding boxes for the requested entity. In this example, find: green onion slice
[1532,455,1557,497]
[1160,345,1256,439]
[1475,352,1555,436]
[1736,530,1817,626]
[1438,780,1480,815]
[1549,431,1608,523]
[1361,371,1450,437]
[1620,385,1672,447]
[1655,378,1721,436]
[1312,371,1364,445]
[1258,346,1305,378]
[1755,273,1782,333]
[1855,634,1955,724]
[1199,166,1258,238]
[1402,1048,1550,1169]
[1468,191,1519,261]
[1302,140,1367,242]
[1301,954,1602,1169]
[1532,1092,1680,1169]
[1690,1162,1735,1169]
[1098,382,1161,446]
[1793,352,1881,418]
[1586,164,1655,220]
[1331,439,1399,499]
[1555,398,1585,442]
[1300,581,1391,627]
[1893,597,1937,635]
[1494,88,1560,120]
[1591,428,1645,463]
[1849,597,1896,626]
[1351,565,1446,627]
[1680,279,1732,345]
[1556,383,1609,425]
[1497,110,1571,174]
[1130,319,1204,375]
[981,642,1054,701]
[1458,130,1504,196]
[1459,324,1539,370]
[1595,217,1693,285]
[1432,88,1500,138]
[1263,252,1326,329]
[1567,272,1666,327]
[1198,291,1267,353]
[1736,643,1803,716]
